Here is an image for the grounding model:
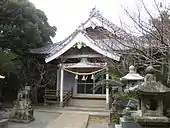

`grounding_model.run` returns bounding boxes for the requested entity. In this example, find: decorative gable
[45,31,120,63]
